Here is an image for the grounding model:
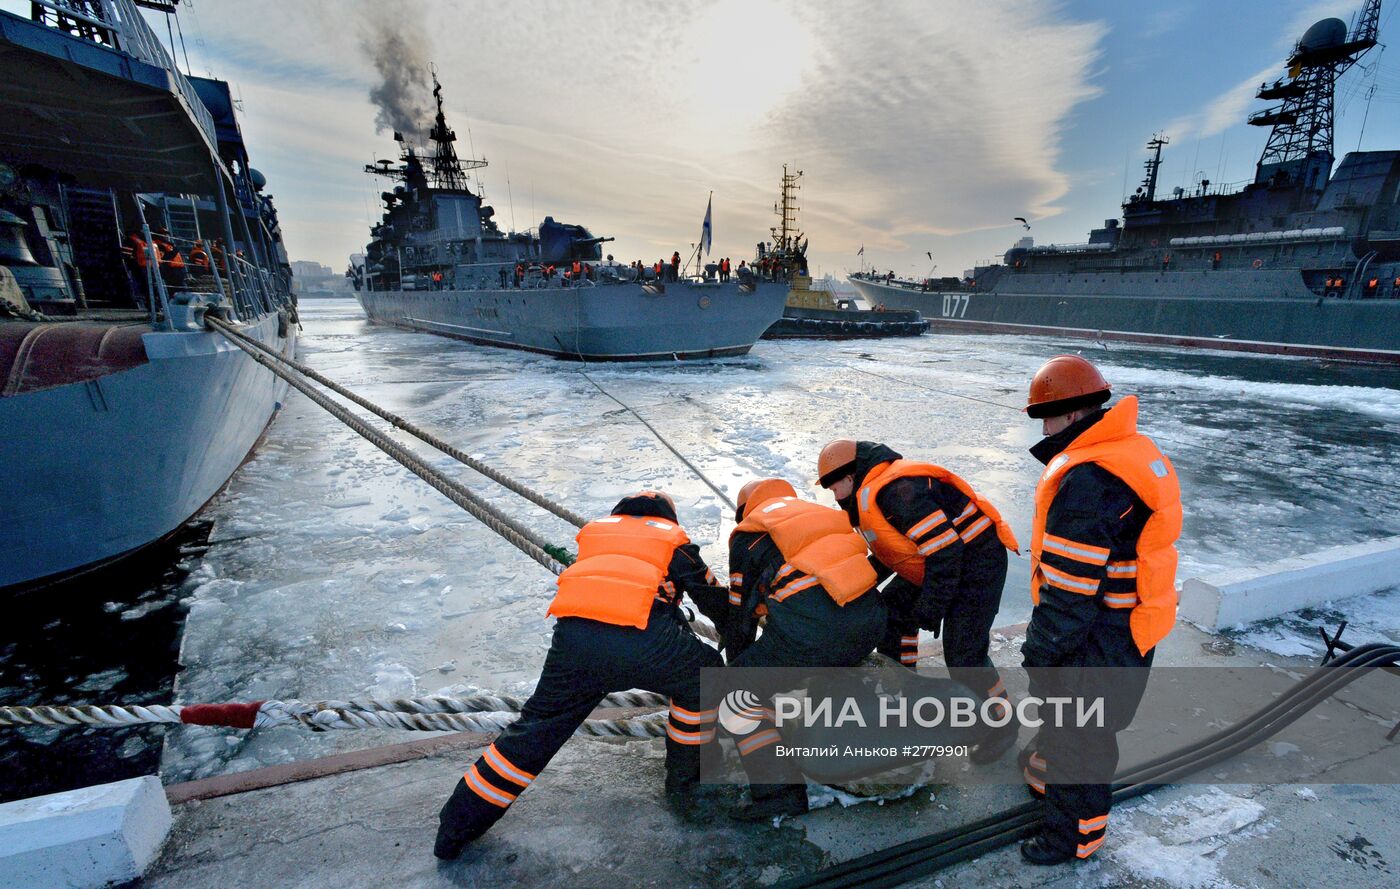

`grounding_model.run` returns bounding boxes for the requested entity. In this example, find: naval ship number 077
[942,293,971,318]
